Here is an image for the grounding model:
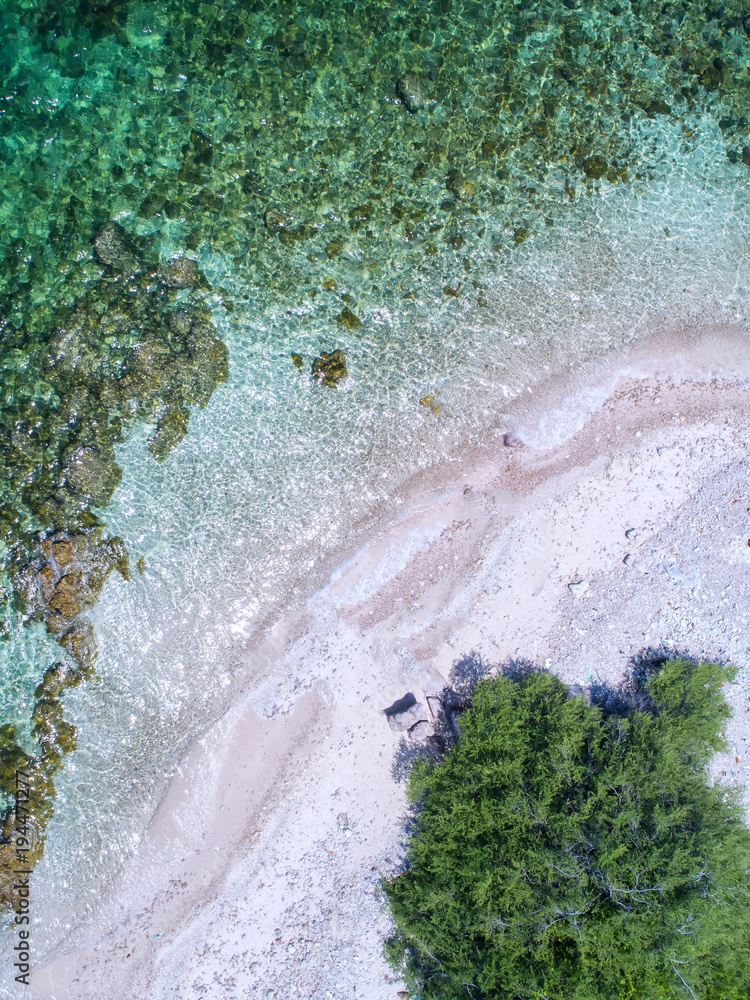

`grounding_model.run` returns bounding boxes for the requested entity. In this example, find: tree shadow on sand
[391,644,709,785]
